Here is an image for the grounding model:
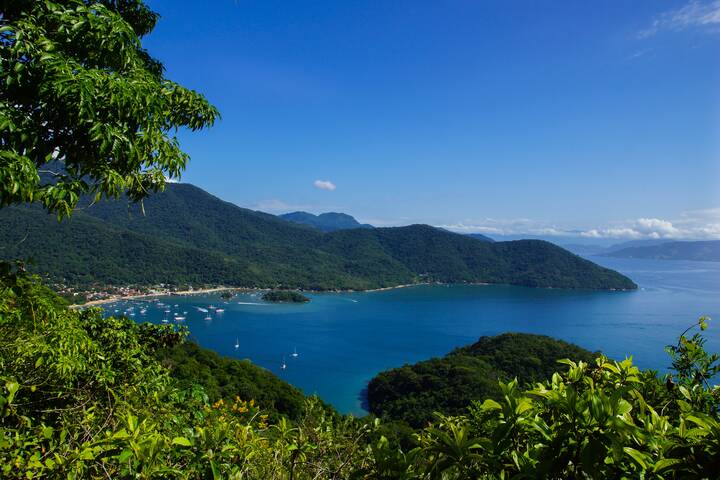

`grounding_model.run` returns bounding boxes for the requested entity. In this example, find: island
[261,290,310,303]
